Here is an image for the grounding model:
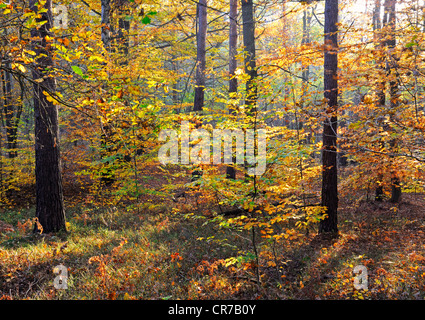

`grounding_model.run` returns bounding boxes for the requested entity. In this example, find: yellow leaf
[12,63,26,73]
[25,50,37,56]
